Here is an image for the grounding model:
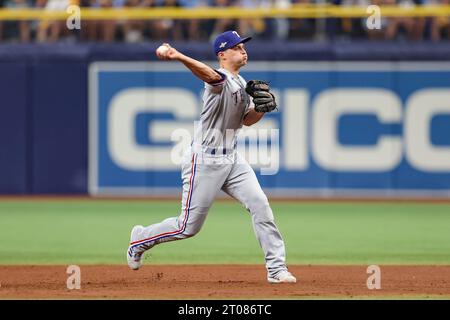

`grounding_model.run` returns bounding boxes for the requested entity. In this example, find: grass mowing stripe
[0,201,449,265]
